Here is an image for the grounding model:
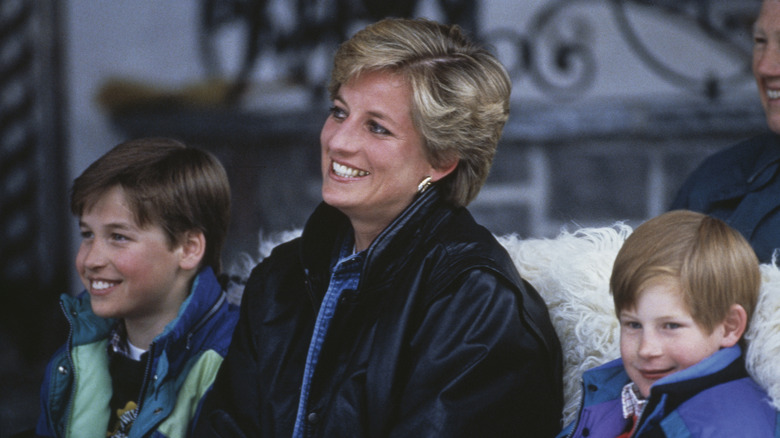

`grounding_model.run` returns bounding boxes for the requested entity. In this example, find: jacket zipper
[135,289,227,422]
[58,299,77,438]
[565,385,646,438]
[186,291,227,350]
[564,381,588,438]
[136,342,155,415]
